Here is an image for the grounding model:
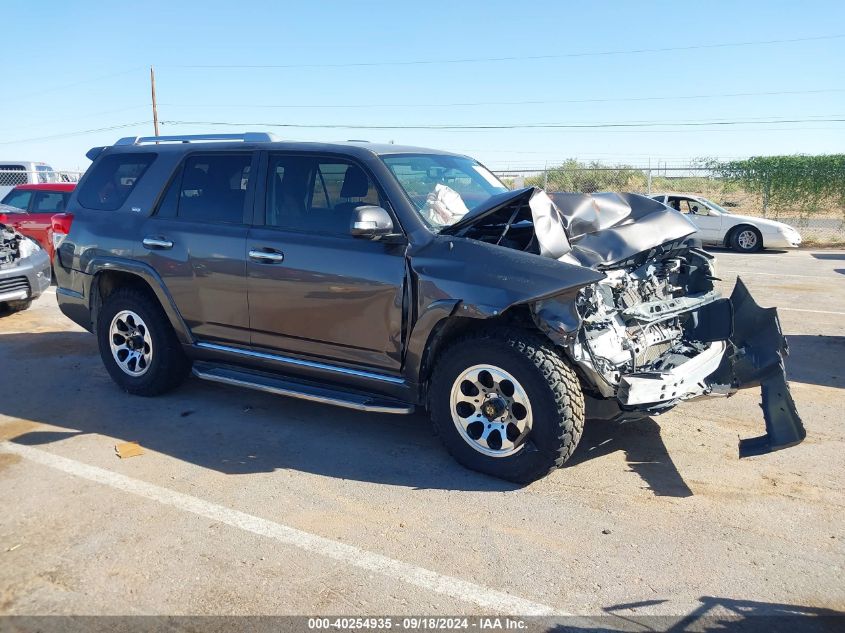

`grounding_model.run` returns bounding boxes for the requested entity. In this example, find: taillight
[51,213,74,250]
